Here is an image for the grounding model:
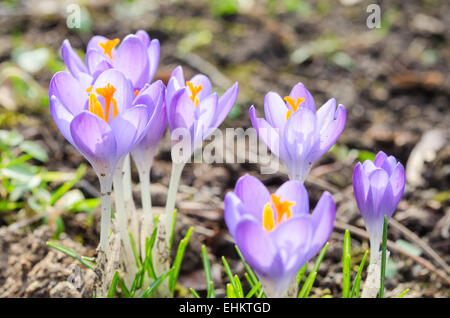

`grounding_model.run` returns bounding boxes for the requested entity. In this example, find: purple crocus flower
[224,174,336,297]
[62,30,159,91]
[49,68,157,250]
[165,66,239,160]
[249,82,346,182]
[353,151,405,263]
[49,68,155,178]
